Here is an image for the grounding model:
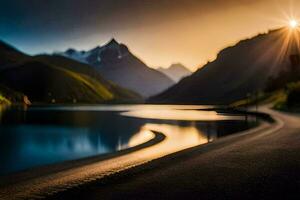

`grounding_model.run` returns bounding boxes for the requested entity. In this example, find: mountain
[59,39,175,97]
[157,63,192,82]
[0,61,112,103]
[35,55,141,102]
[0,40,28,68]
[0,40,141,104]
[149,28,300,104]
